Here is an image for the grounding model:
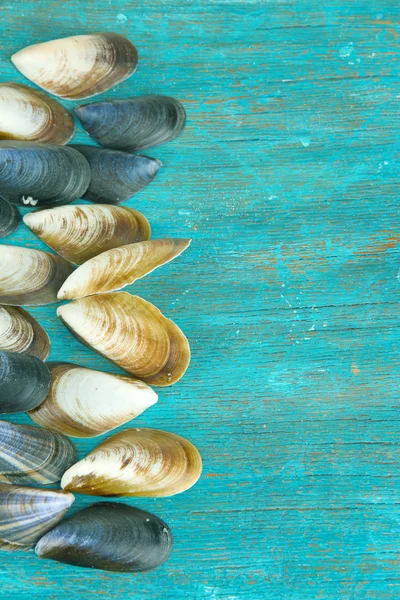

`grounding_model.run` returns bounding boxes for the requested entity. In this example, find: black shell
[0,420,76,485]
[0,195,21,238]
[0,142,91,207]
[0,351,50,413]
[71,145,161,204]
[75,96,186,152]
[35,502,173,572]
